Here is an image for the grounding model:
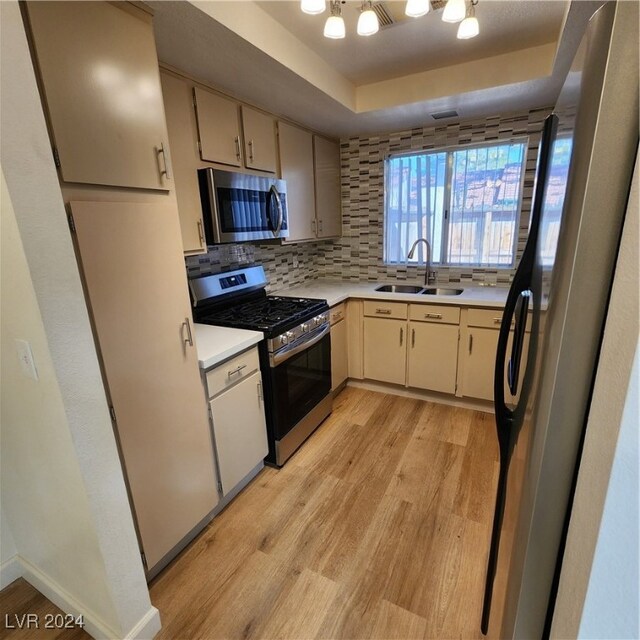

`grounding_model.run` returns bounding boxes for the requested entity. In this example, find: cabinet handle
[197,219,205,246]
[469,334,473,354]
[228,364,247,378]
[400,327,404,346]
[411,328,415,348]
[318,219,323,233]
[312,219,317,234]
[493,317,502,324]
[425,313,442,319]
[182,317,194,347]
[234,136,241,161]
[375,308,391,315]
[157,142,171,180]
[257,381,263,403]
[248,139,254,162]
